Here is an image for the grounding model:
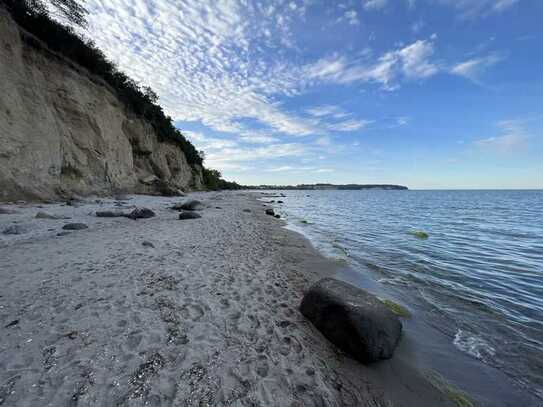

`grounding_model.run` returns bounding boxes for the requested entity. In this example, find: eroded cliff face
[0,7,202,202]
